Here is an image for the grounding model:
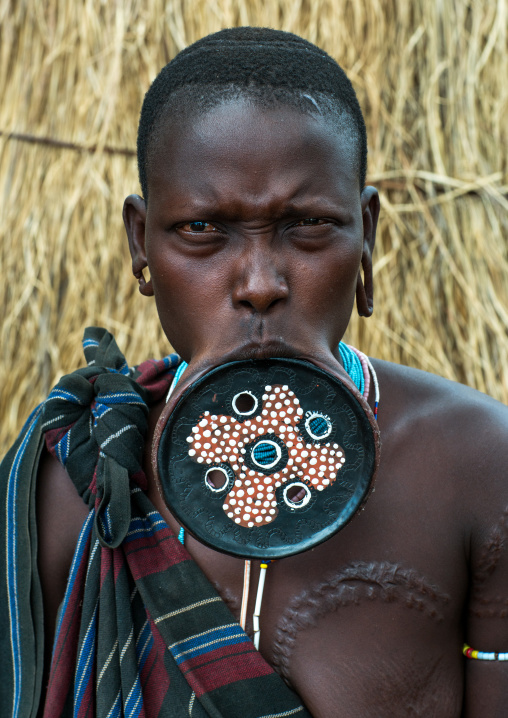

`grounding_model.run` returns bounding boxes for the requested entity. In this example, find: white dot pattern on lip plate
[186,385,346,527]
